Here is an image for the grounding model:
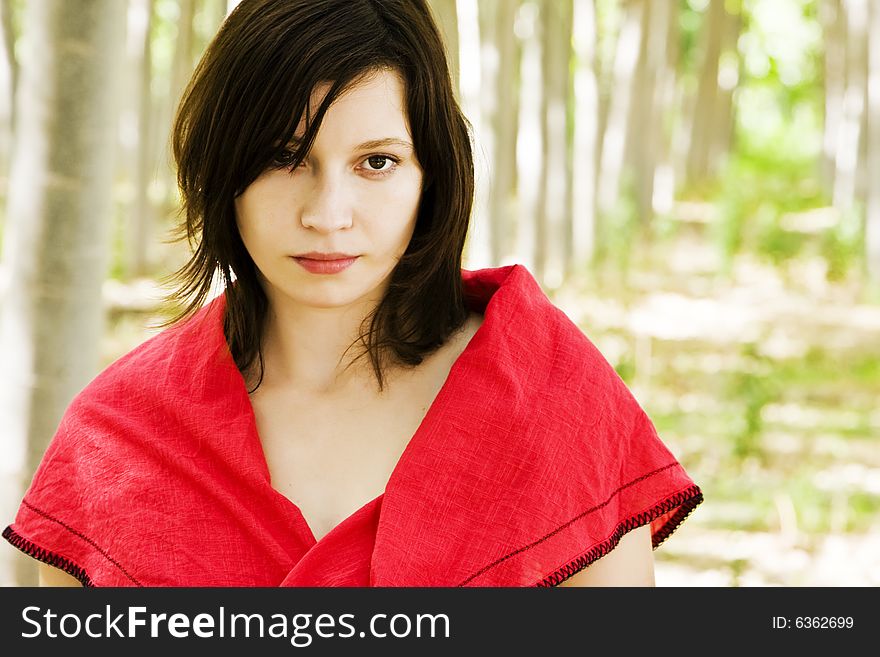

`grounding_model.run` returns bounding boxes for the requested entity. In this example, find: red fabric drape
[4,264,702,586]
